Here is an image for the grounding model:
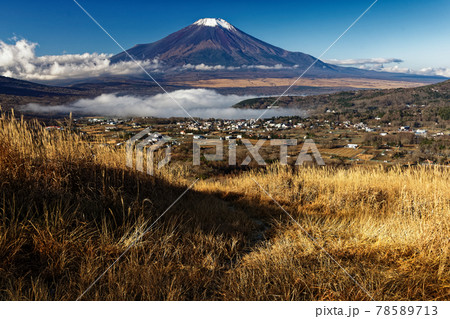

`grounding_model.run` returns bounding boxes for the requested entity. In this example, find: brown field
[0,114,448,300]
[172,77,427,89]
[320,147,365,158]
[355,153,376,161]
